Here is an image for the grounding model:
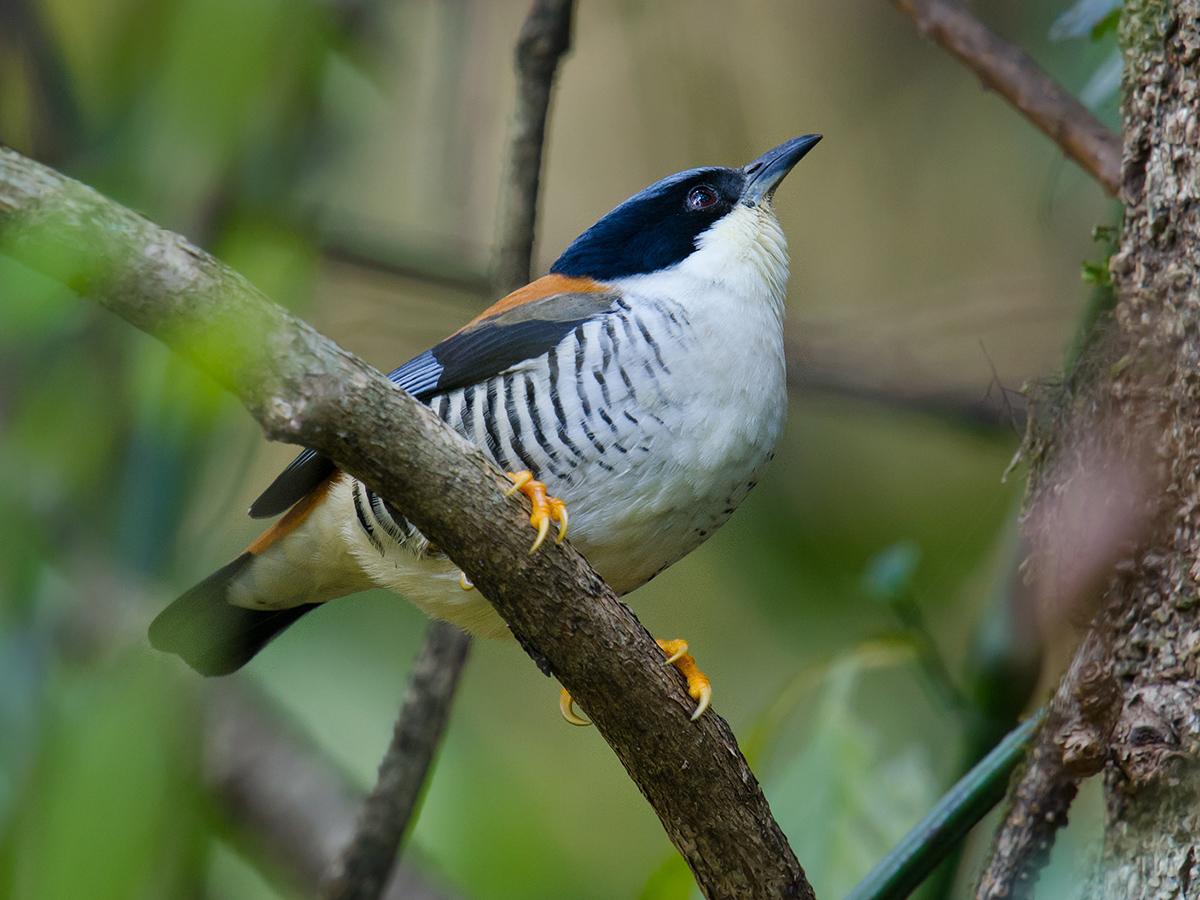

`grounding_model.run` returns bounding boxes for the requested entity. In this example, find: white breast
[570,202,790,592]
